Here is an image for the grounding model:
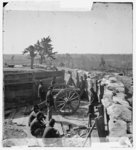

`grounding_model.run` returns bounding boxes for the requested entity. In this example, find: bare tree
[23,45,37,69]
